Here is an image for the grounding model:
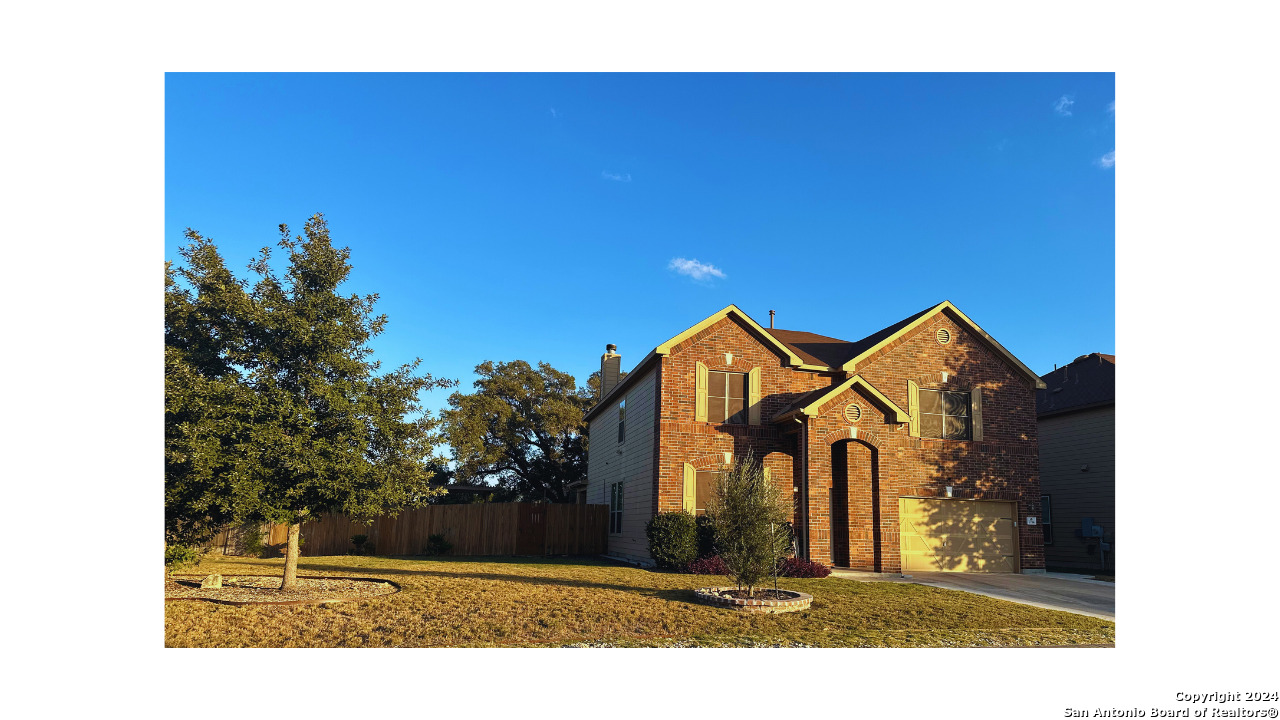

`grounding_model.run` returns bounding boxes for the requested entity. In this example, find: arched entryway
[829,438,882,571]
